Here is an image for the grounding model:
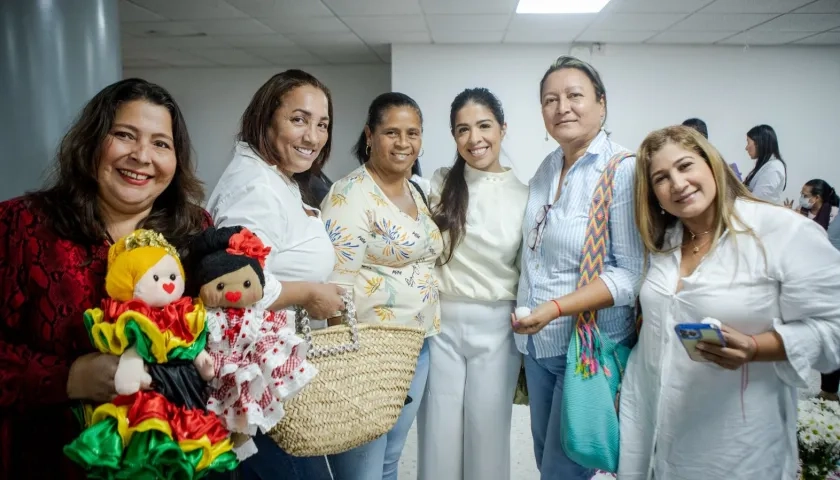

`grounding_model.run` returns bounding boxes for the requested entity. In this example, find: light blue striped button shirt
[516,130,644,359]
